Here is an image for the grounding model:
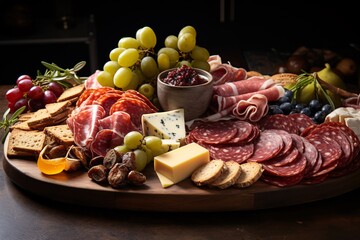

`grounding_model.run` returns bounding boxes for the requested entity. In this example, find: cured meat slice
[305,153,323,178]
[213,77,275,97]
[123,90,158,112]
[301,173,328,185]
[226,120,254,144]
[190,121,238,145]
[265,129,293,157]
[232,94,269,122]
[91,129,124,157]
[77,87,114,107]
[109,98,156,129]
[98,111,138,137]
[208,55,222,72]
[300,137,319,176]
[84,70,102,89]
[264,146,299,167]
[305,134,342,168]
[201,142,254,163]
[210,63,247,85]
[261,172,304,187]
[93,92,123,116]
[258,114,299,134]
[70,105,106,148]
[213,85,284,111]
[290,134,305,153]
[288,113,315,134]
[247,131,283,162]
[77,89,95,107]
[262,153,307,177]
